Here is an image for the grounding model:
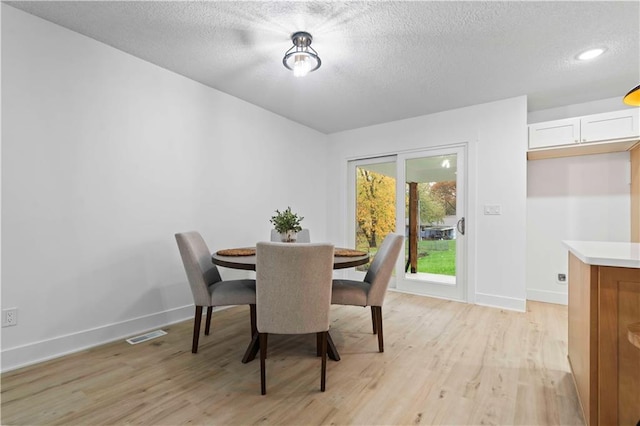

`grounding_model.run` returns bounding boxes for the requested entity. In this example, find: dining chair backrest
[270,228,311,243]
[256,242,334,335]
[364,233,405,307]
[175,231,222,306]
